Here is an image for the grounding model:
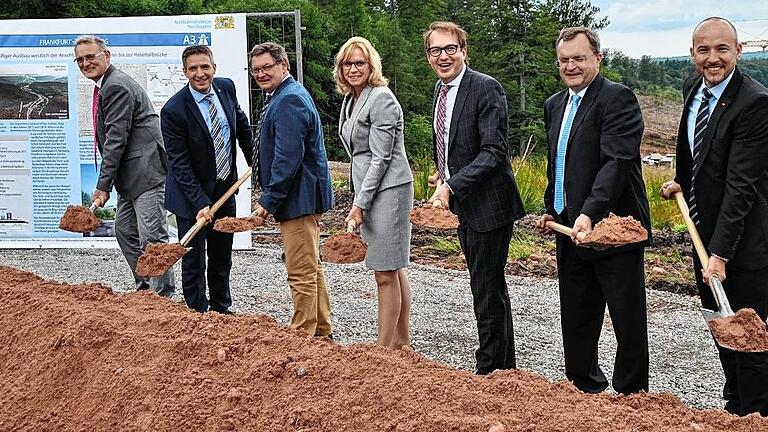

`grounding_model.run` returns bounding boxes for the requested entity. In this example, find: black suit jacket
[161,77,253,219]
[674,67,768,270]
[433,68,525,232]
[544,75,651,259]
